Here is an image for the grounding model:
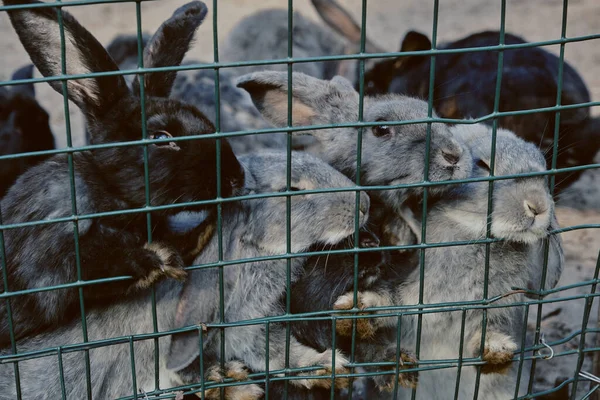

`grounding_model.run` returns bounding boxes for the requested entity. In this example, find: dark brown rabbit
[0,0,244,345]
[0,64,55,198]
